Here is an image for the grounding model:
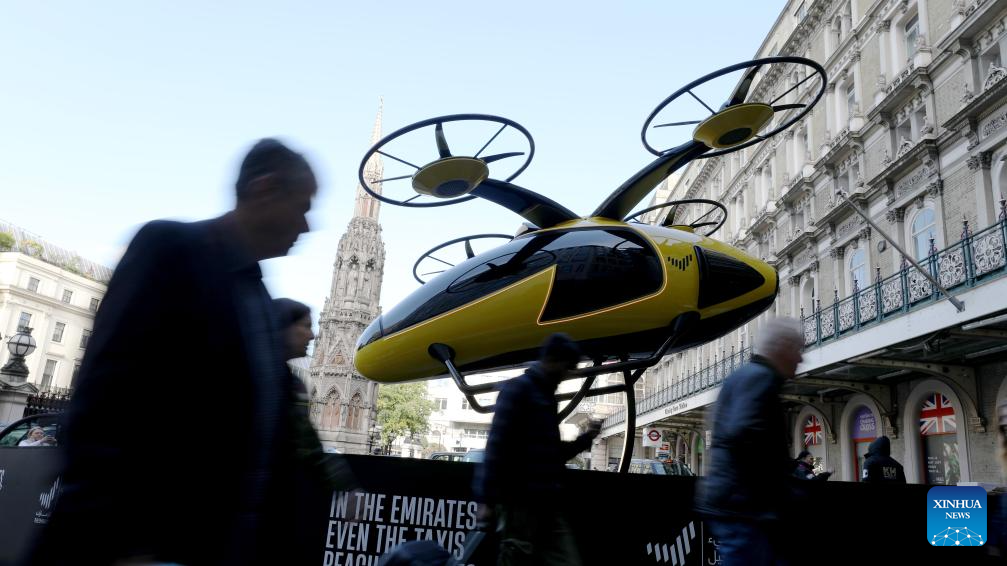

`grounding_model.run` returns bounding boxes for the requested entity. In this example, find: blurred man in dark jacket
[29,139,318,566]
[474,333,600,566]
[861,436,905,483]
[695,318,803,566]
